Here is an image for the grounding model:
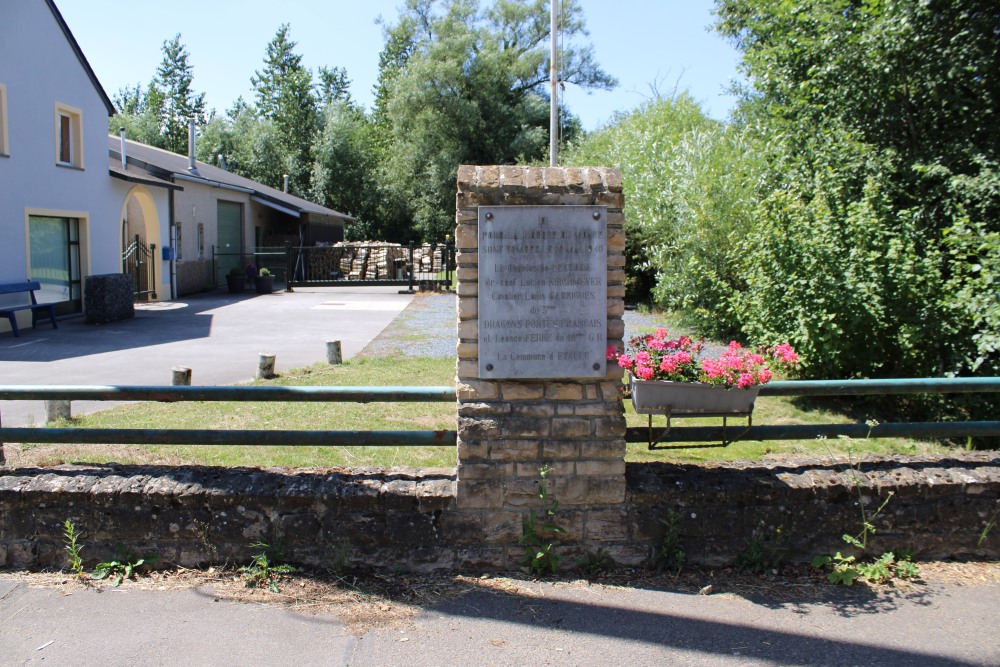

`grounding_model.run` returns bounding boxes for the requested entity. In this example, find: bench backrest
[0,281,42,295]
